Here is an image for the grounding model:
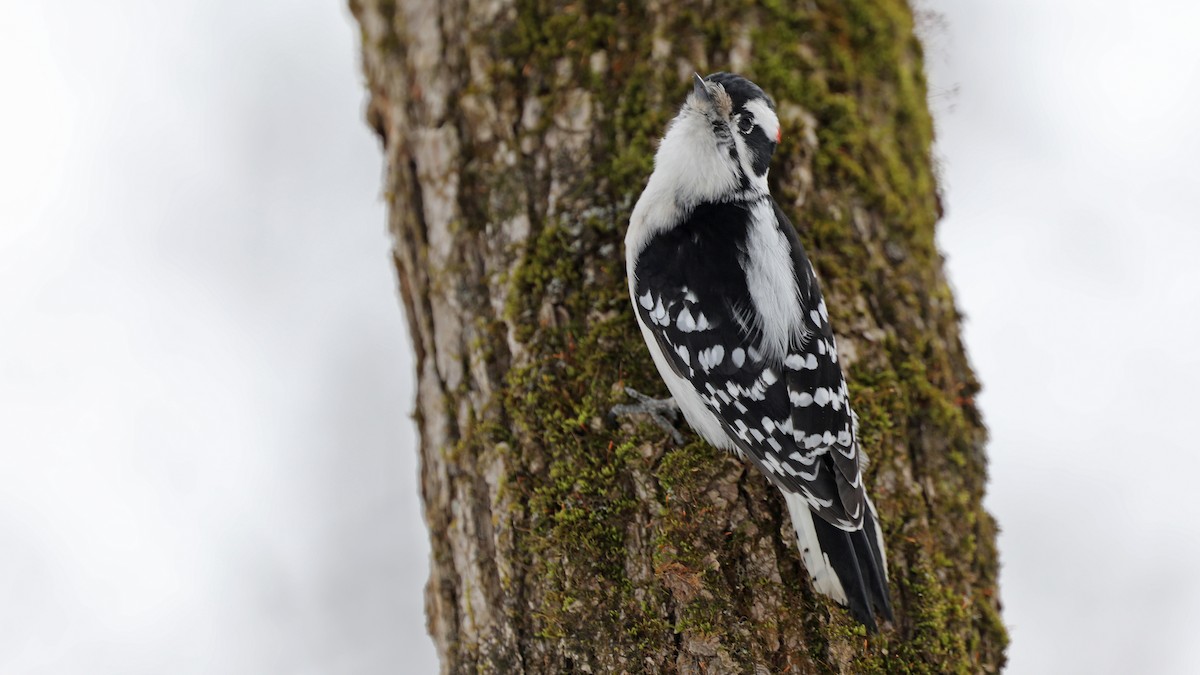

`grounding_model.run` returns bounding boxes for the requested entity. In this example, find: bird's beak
[692,72,711,105]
